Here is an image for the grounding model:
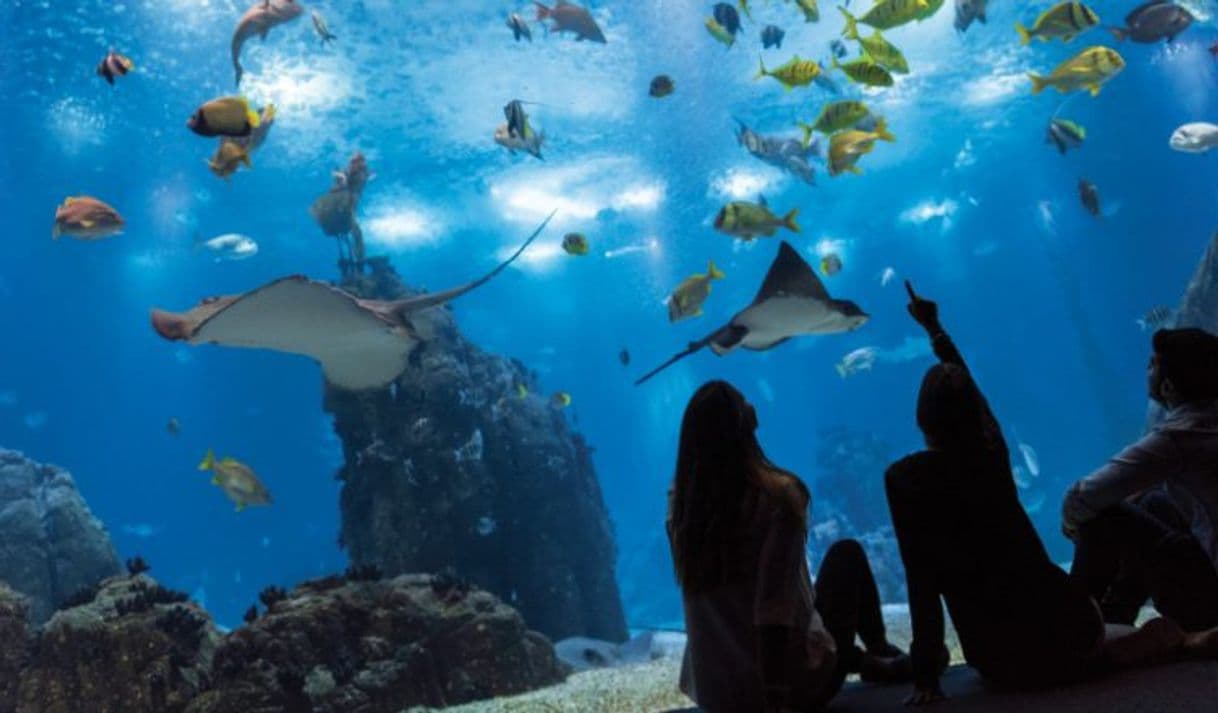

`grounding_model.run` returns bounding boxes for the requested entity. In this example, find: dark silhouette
[668,380,906,713]
[1067,328,1218,633]
[886,283,1215,706]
